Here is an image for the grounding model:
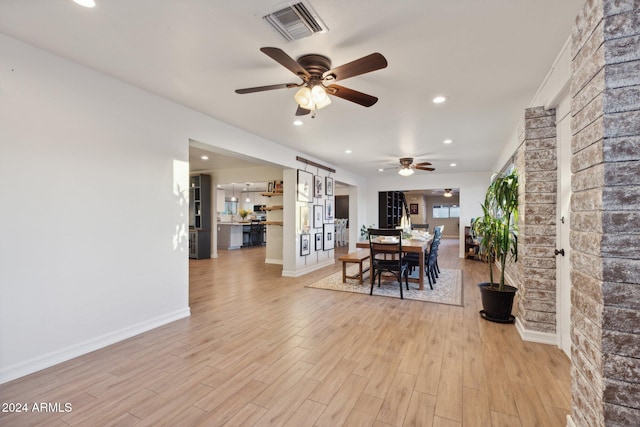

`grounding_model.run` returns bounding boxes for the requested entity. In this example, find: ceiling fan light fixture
[295,85,331,110]
[294,87,313,109]
[398,168,414,177]
[311,85,331,108]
